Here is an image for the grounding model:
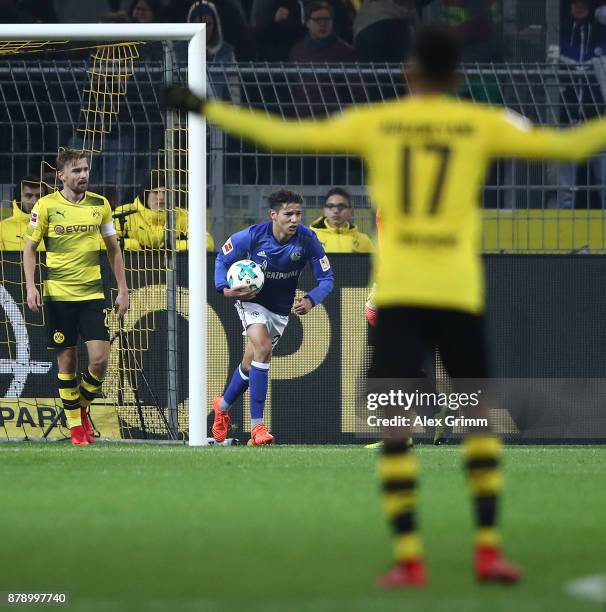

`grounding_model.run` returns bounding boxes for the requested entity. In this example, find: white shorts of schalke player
[235,301,289,349]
